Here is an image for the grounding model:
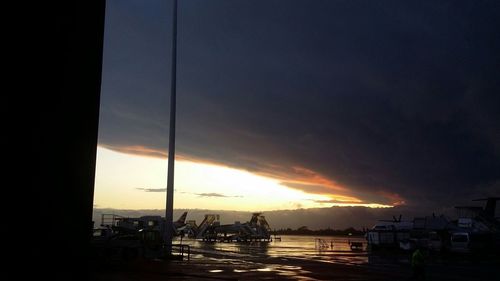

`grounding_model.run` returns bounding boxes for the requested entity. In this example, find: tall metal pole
[165,0,178,255]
